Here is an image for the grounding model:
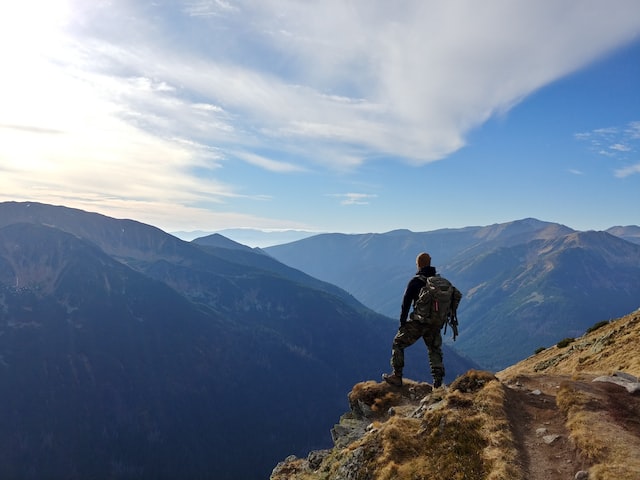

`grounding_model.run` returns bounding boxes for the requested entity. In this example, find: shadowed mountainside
[271,309,640,480]
[0,201,477,480]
